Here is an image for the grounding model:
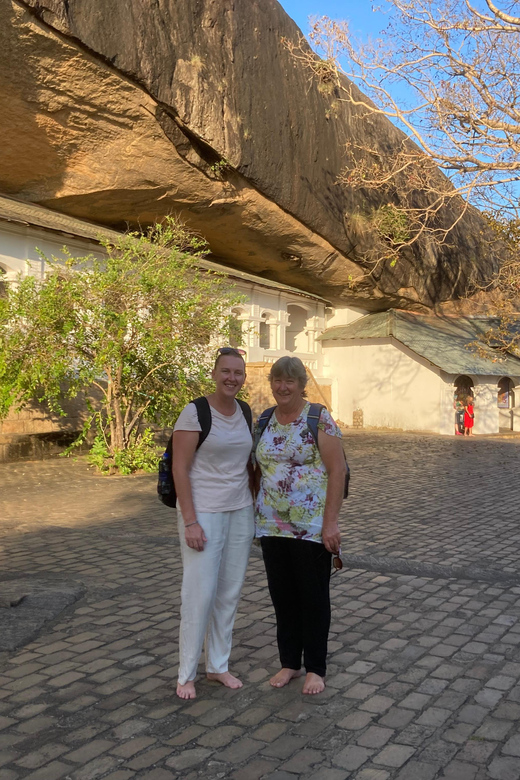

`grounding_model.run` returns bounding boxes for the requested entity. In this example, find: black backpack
[255,402,350,499]
[157,396,253,508]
